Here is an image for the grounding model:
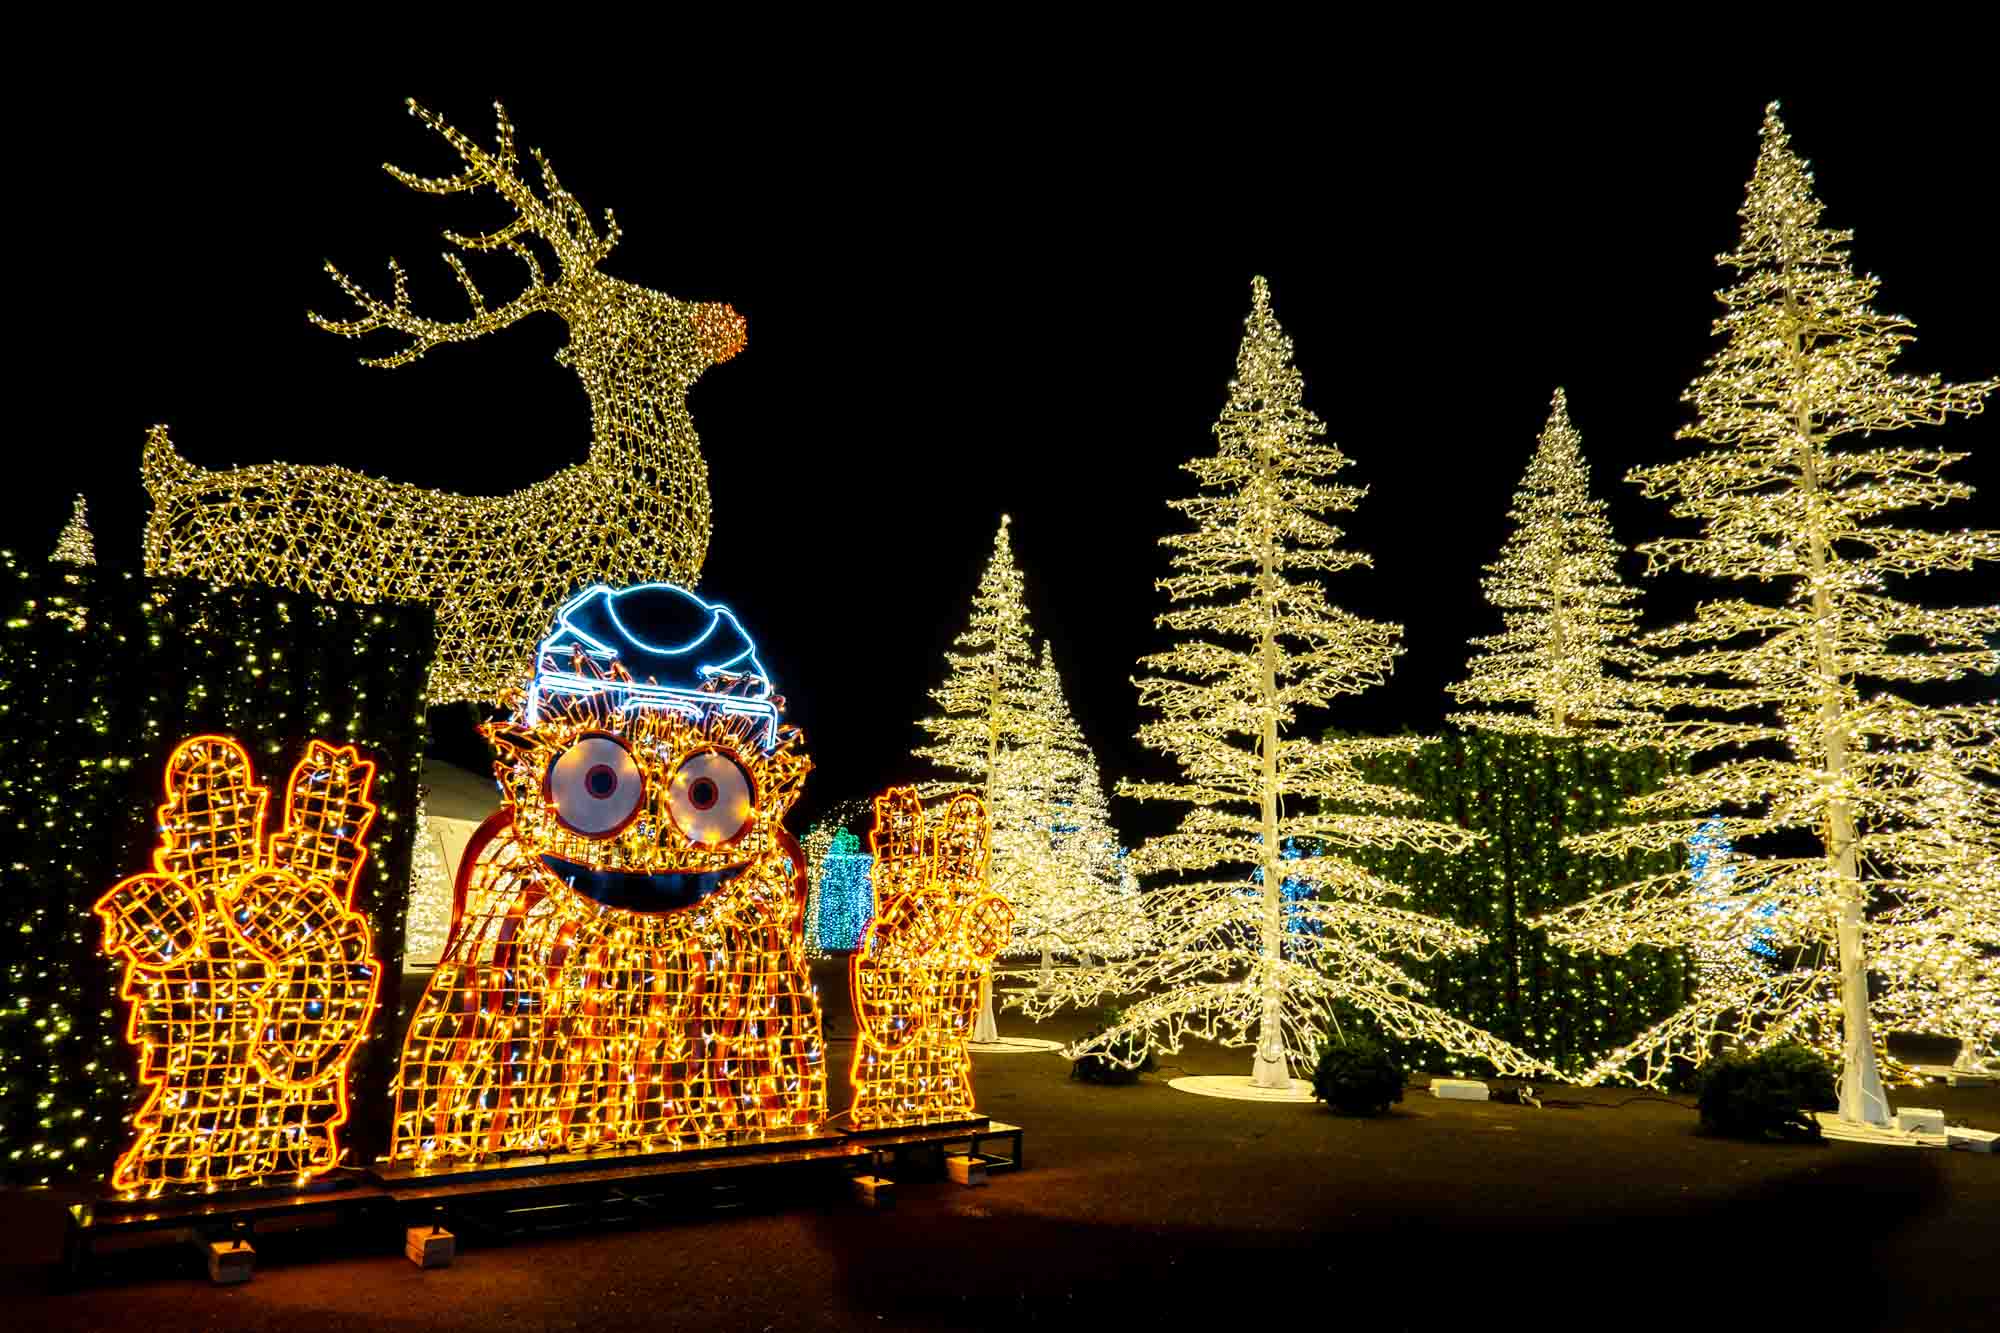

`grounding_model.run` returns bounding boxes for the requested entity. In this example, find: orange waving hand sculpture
[849,789,1012,1129]
[93,735,382,1197]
